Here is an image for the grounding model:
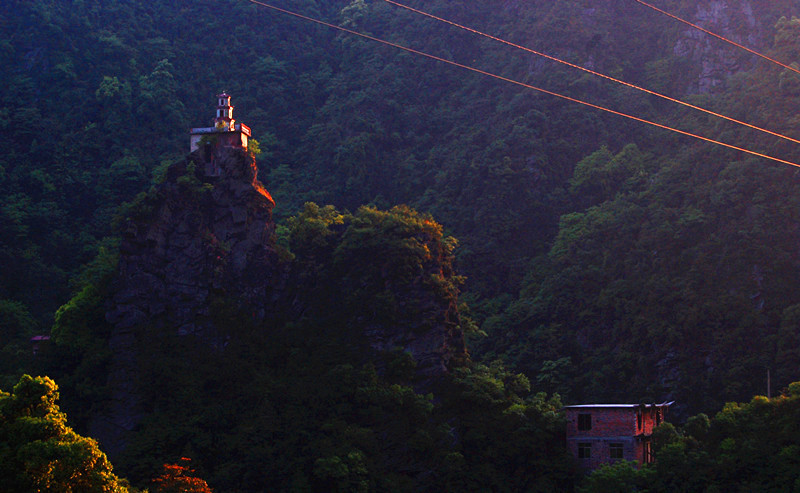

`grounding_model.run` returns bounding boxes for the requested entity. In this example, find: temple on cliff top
[189,93,251,153]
